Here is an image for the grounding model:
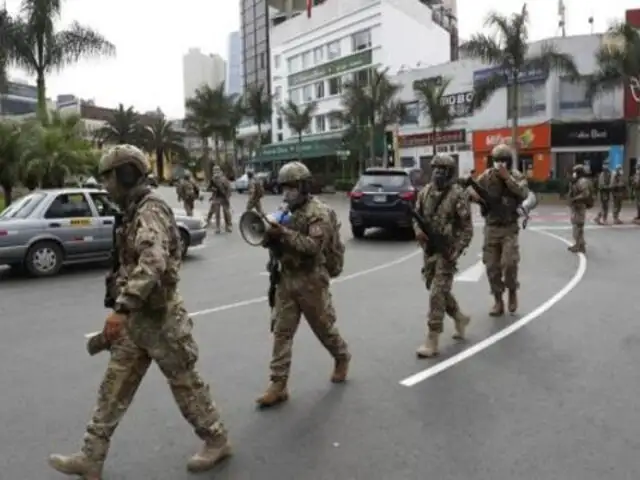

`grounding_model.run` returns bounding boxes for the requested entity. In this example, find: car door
[43,192,101,258]
[87,191,120,253]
